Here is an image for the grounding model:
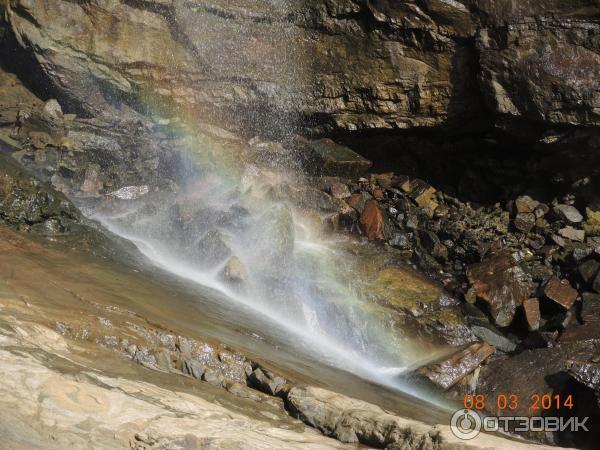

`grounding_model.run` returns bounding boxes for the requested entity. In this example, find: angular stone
[182,359,205,380]
[359,200,385,240]
[522,298,541,331]
[222,256,247,283]
[466,252,533,327]
[470,325,518,353]
[514,213,535,233]
[578,259,600,284]
[554,204,584,224]
[584,207,600,234]
[414,187,438,216]
[534,203,549,218]
[515,195,539,213]
[294,137,372,178]
[388,232,412,250]
[329,182,350,199]
[373,173,394,189]
[43,99,63,119]
[420,230,447,261]
[559,226,585,242]
[347,191,371,214]
[248,367,286,396]
[568,361,600,392]
[202,368,225,387]
[544,277,578,309]
[417,342,495,390]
